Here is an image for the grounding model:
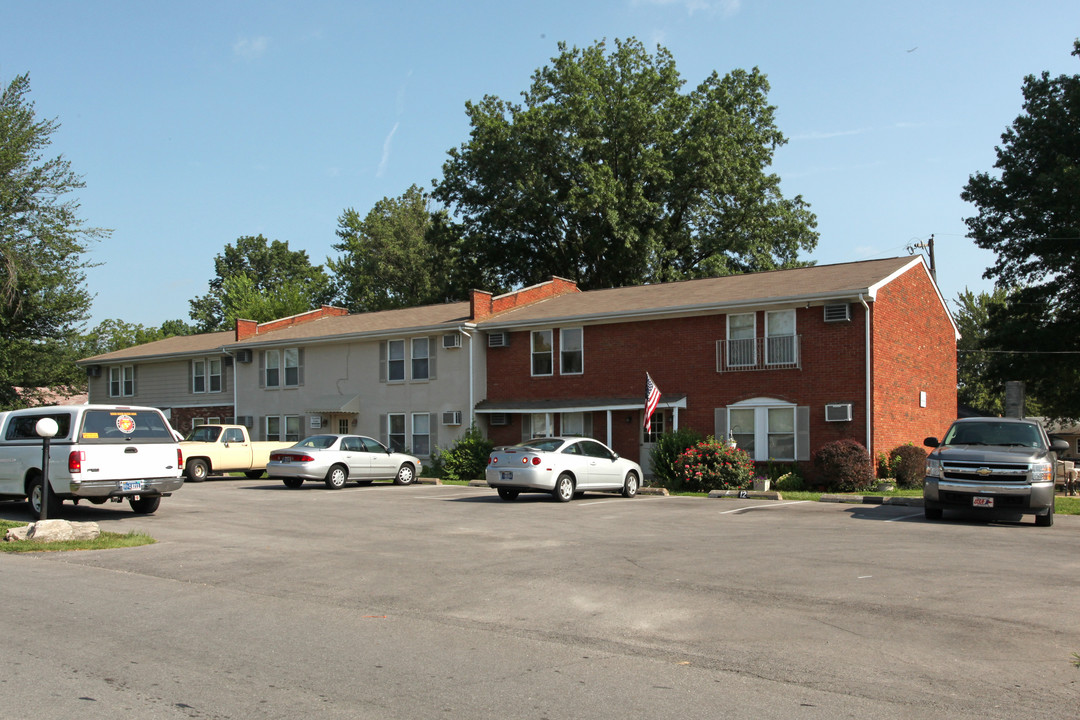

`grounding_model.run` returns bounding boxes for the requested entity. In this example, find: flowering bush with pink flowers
[674,437,755,492]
